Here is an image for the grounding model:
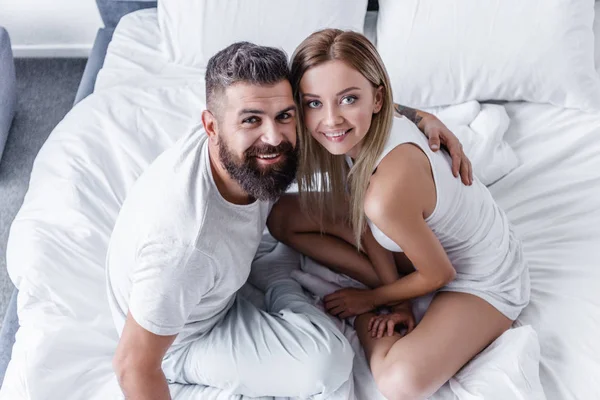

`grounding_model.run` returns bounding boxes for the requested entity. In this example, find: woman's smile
[321,128,353,142]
